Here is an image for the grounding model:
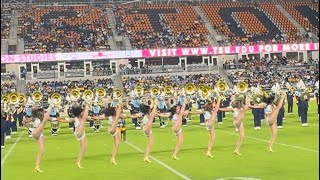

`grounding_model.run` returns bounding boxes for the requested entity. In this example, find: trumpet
[236,81,248,94]
[50,93,62,105]
[70,89,81,101]
[32,91,43,103]
[96,88,106,98]
[18,93,26,104]
[185,83,196,95]
[134,86,144,97]
[150,87,160,96]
